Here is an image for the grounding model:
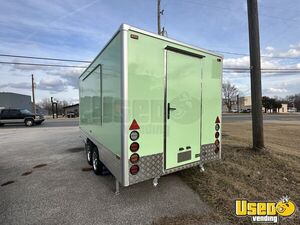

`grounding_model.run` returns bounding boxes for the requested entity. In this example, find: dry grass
[153,121,300,225]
